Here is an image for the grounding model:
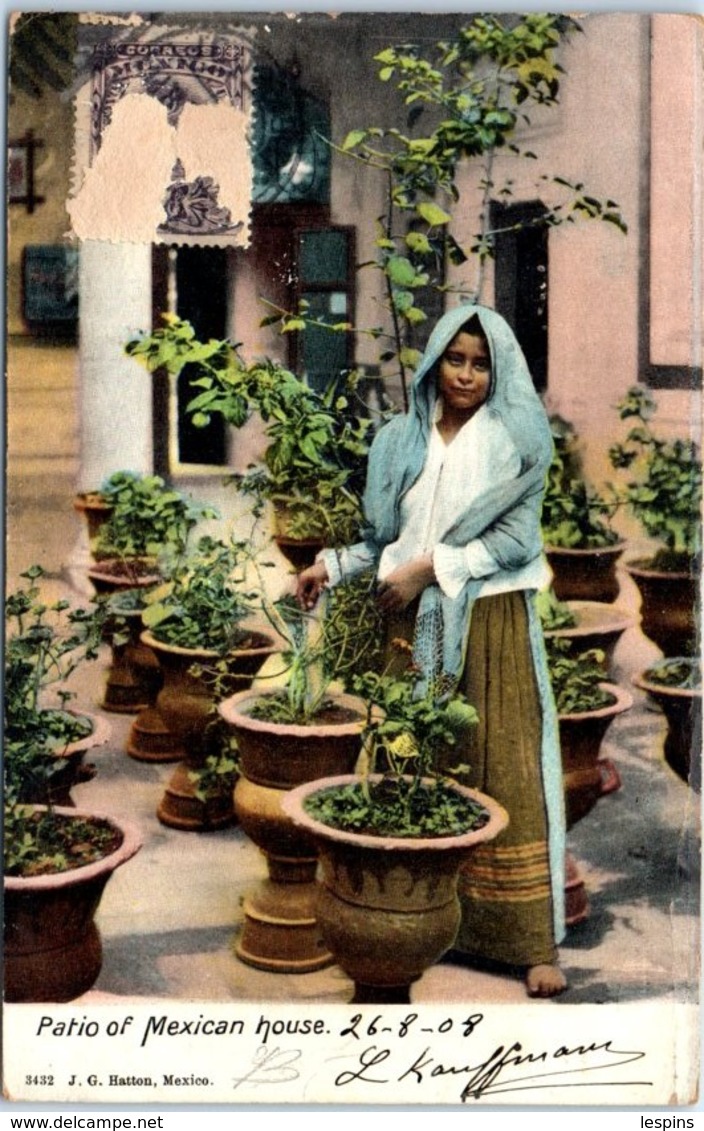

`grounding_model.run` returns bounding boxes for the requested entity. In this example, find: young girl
[296,304,566,997]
